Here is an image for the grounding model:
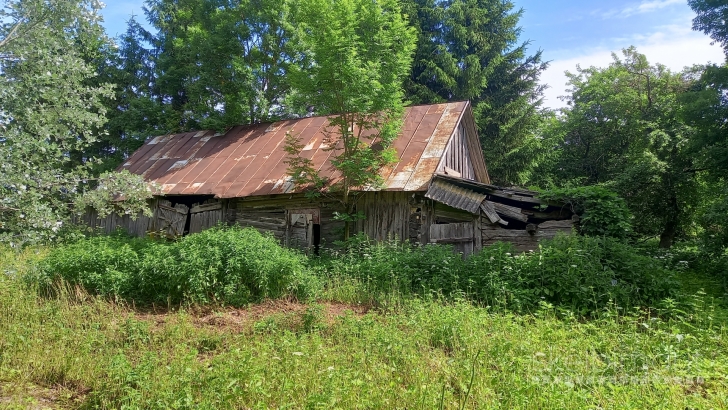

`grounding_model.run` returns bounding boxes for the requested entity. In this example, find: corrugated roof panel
[425,178,486,214]
[119,102,472,197]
